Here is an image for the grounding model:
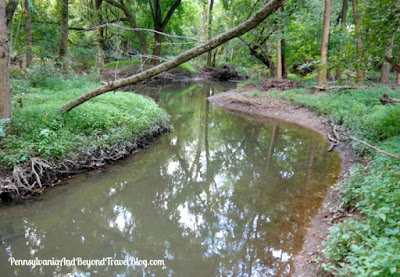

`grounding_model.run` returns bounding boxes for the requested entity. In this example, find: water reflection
[0,82,341,276]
